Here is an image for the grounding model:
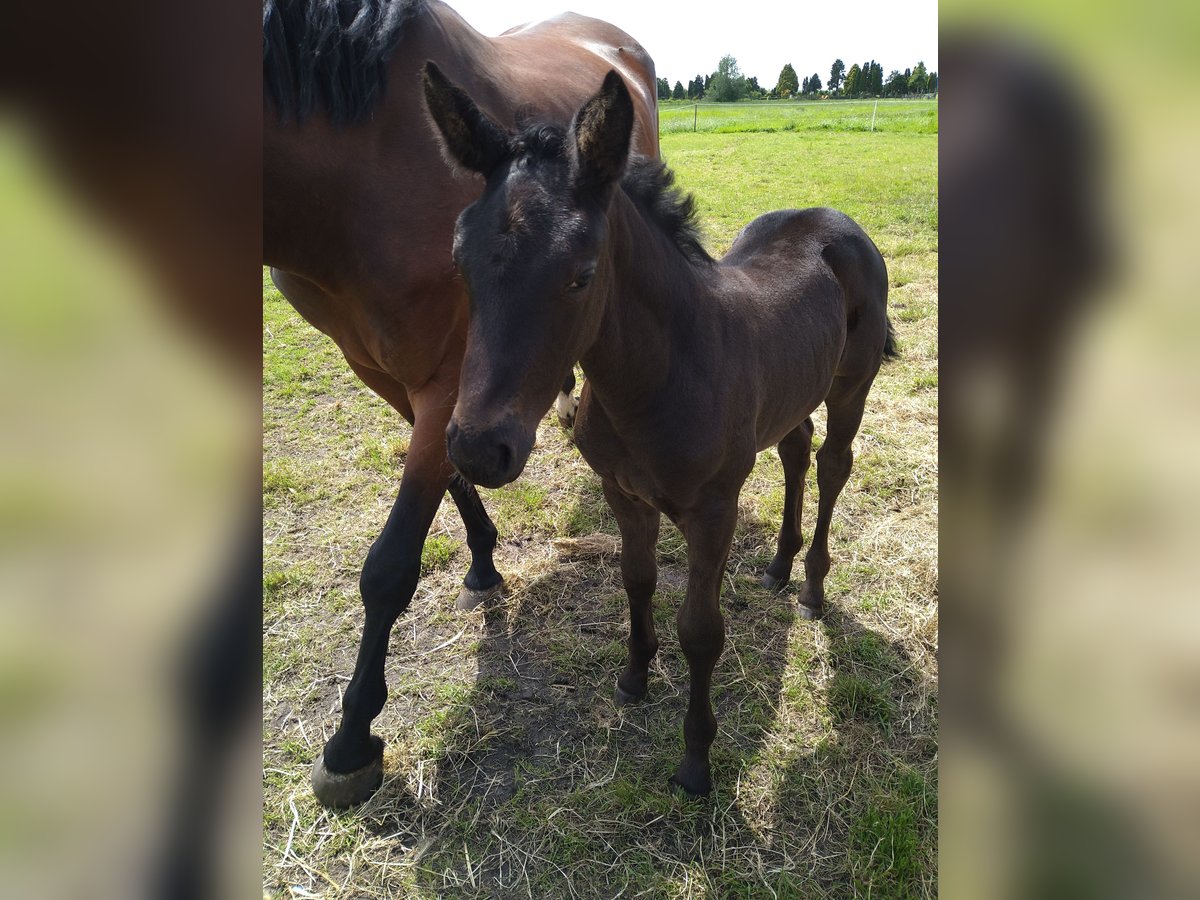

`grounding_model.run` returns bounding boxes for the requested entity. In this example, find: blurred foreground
[941,4,1200,897]
[1,2,260,898]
